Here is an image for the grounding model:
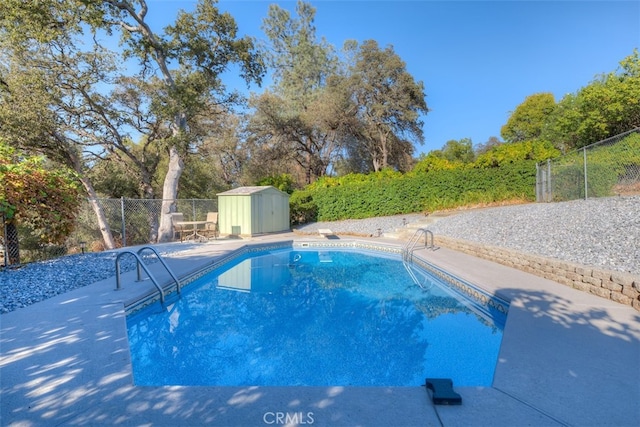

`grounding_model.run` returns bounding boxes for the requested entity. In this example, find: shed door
[267,193,278,231]
[257,193,277,233]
